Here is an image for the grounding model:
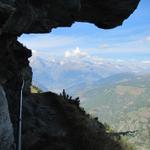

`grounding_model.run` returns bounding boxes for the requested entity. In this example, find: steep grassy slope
[31,85,43,93]
[22,91,134,150]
